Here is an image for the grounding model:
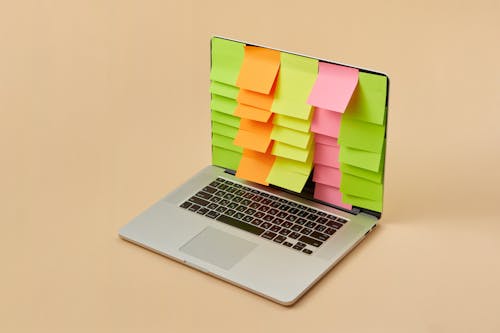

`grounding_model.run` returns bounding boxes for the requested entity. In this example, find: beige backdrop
[1,0,500,332]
